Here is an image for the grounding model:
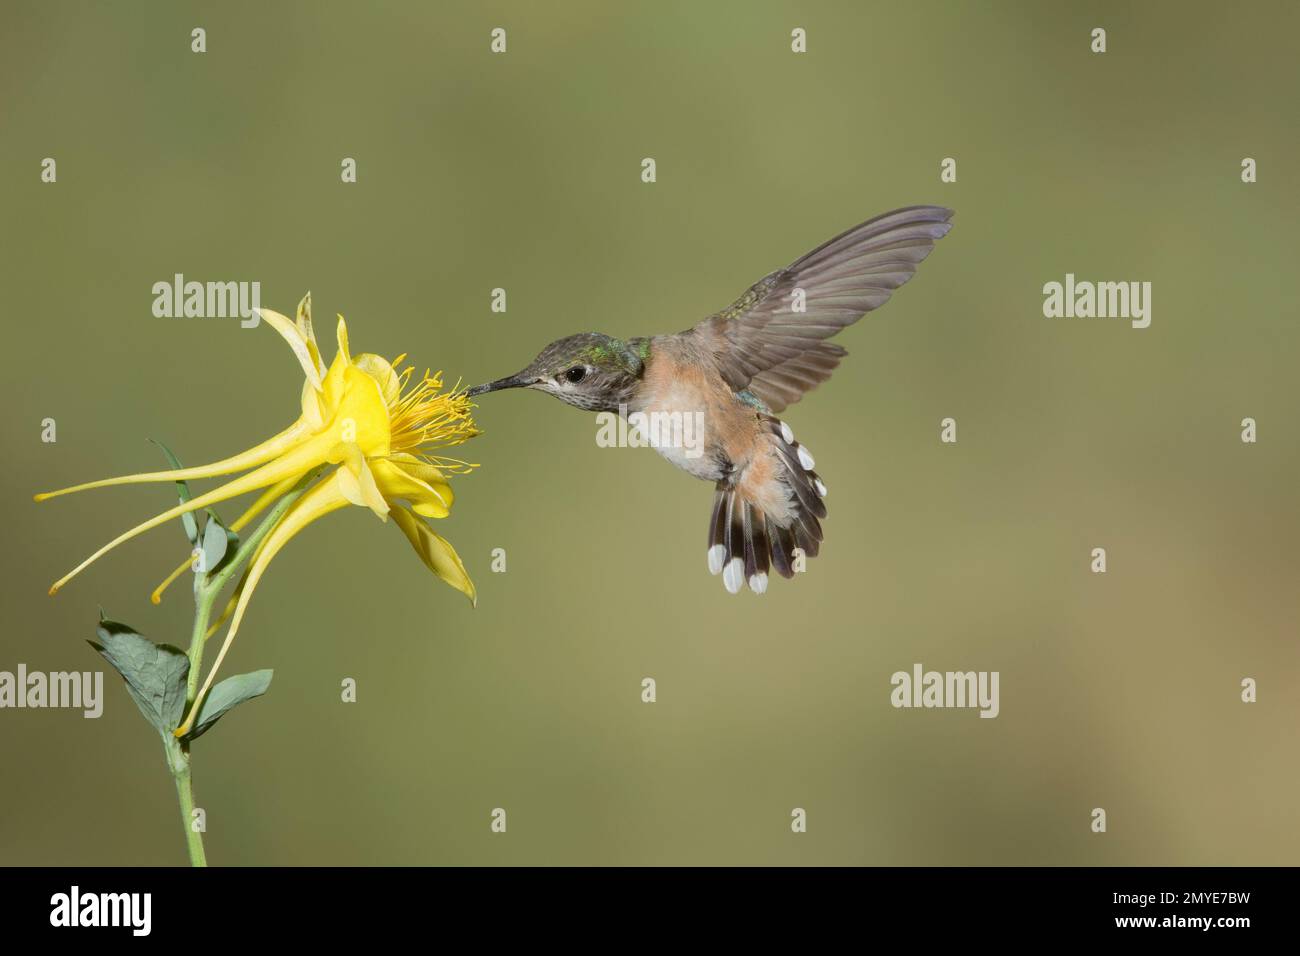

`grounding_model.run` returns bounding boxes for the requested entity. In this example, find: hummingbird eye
[563,366,587,384]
